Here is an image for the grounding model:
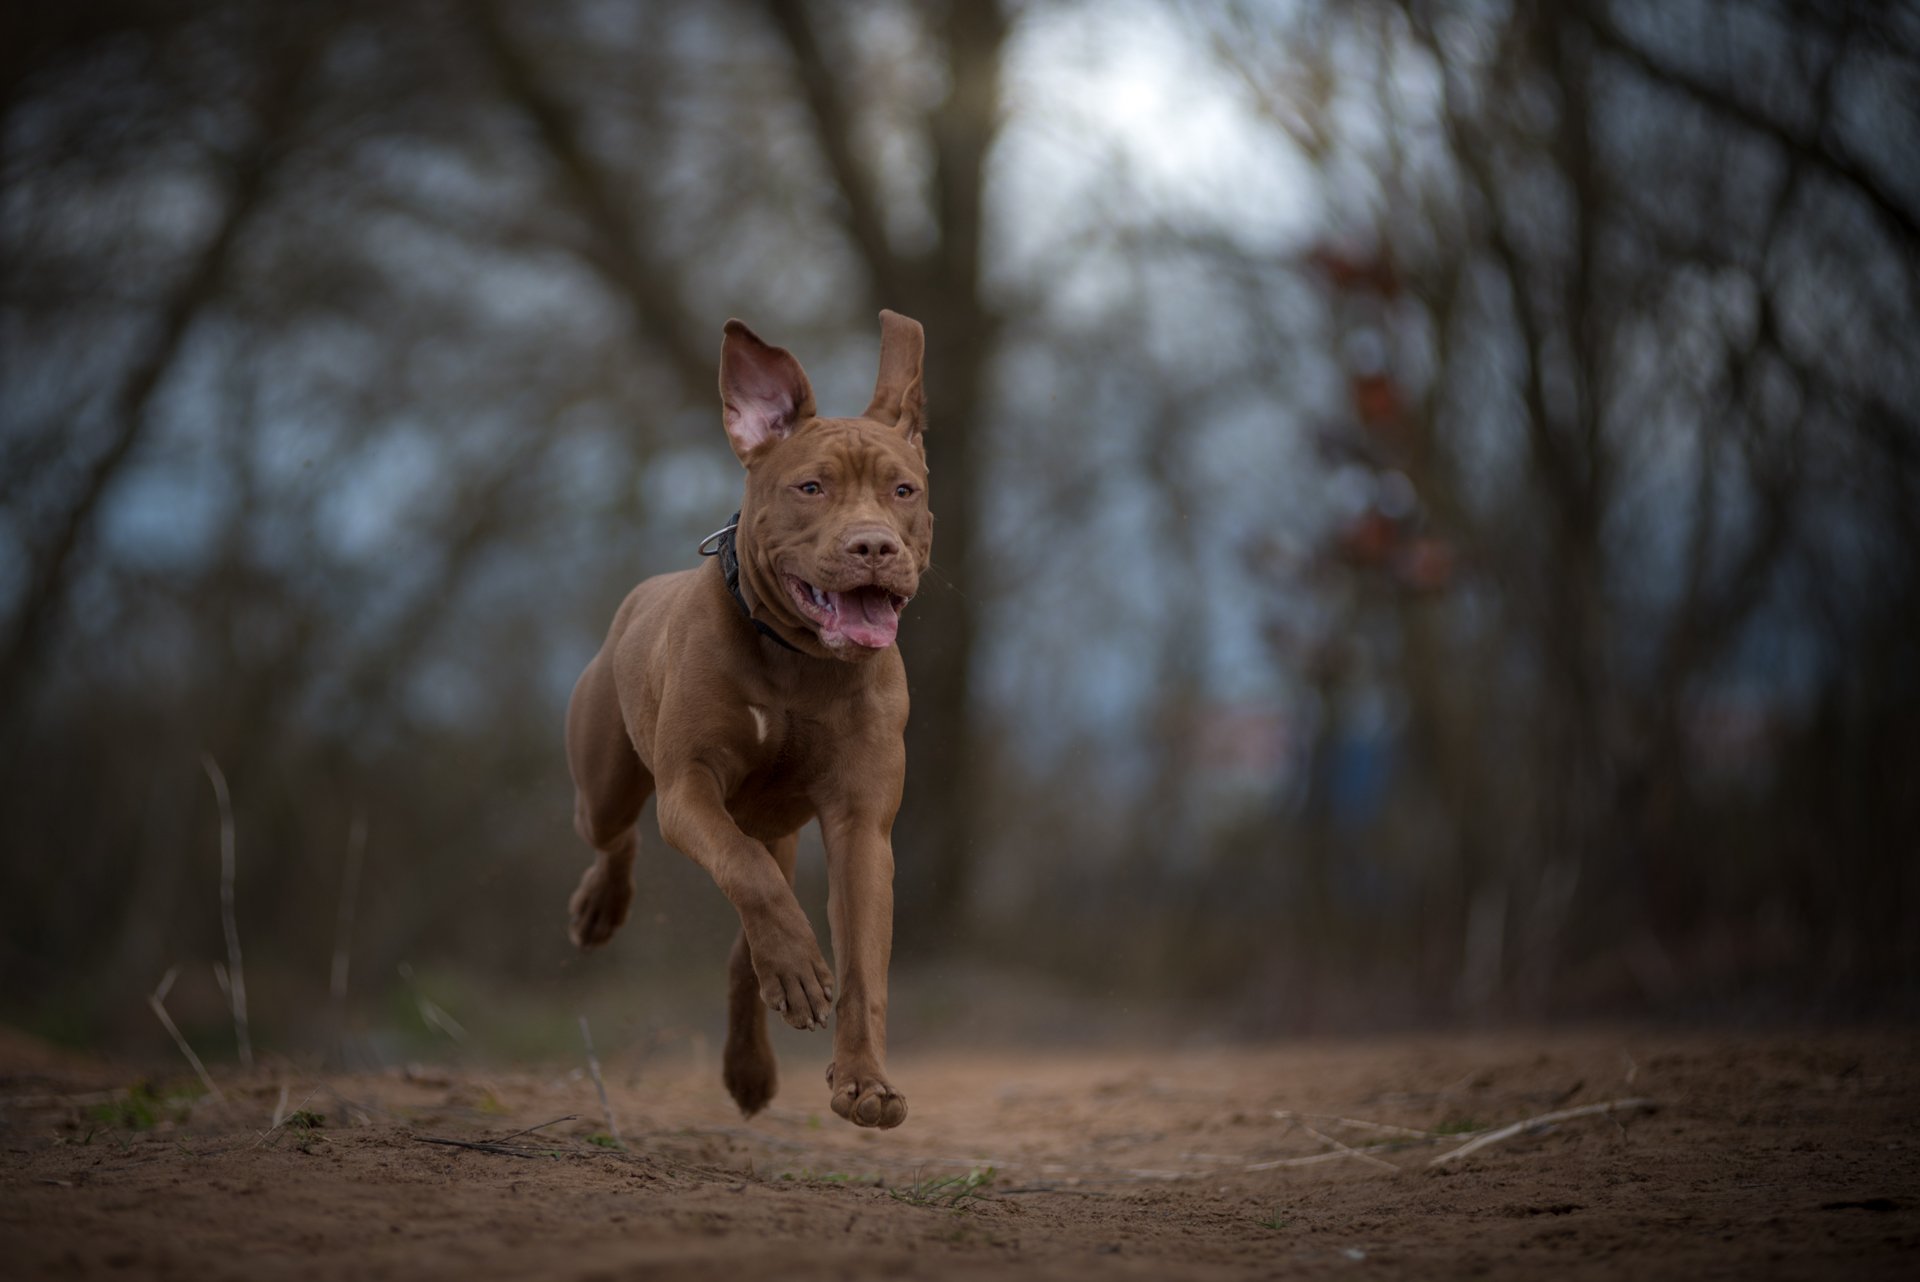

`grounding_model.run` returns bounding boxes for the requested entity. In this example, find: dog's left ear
[863,309,926,446]
[720,319,817,463]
